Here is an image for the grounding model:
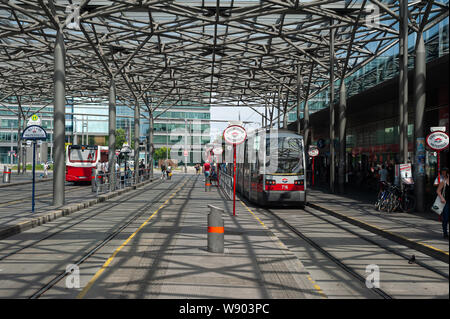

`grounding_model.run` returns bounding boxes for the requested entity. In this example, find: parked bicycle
[375,182,393,212]
[387,184,416,213]
[375,182,416,213]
